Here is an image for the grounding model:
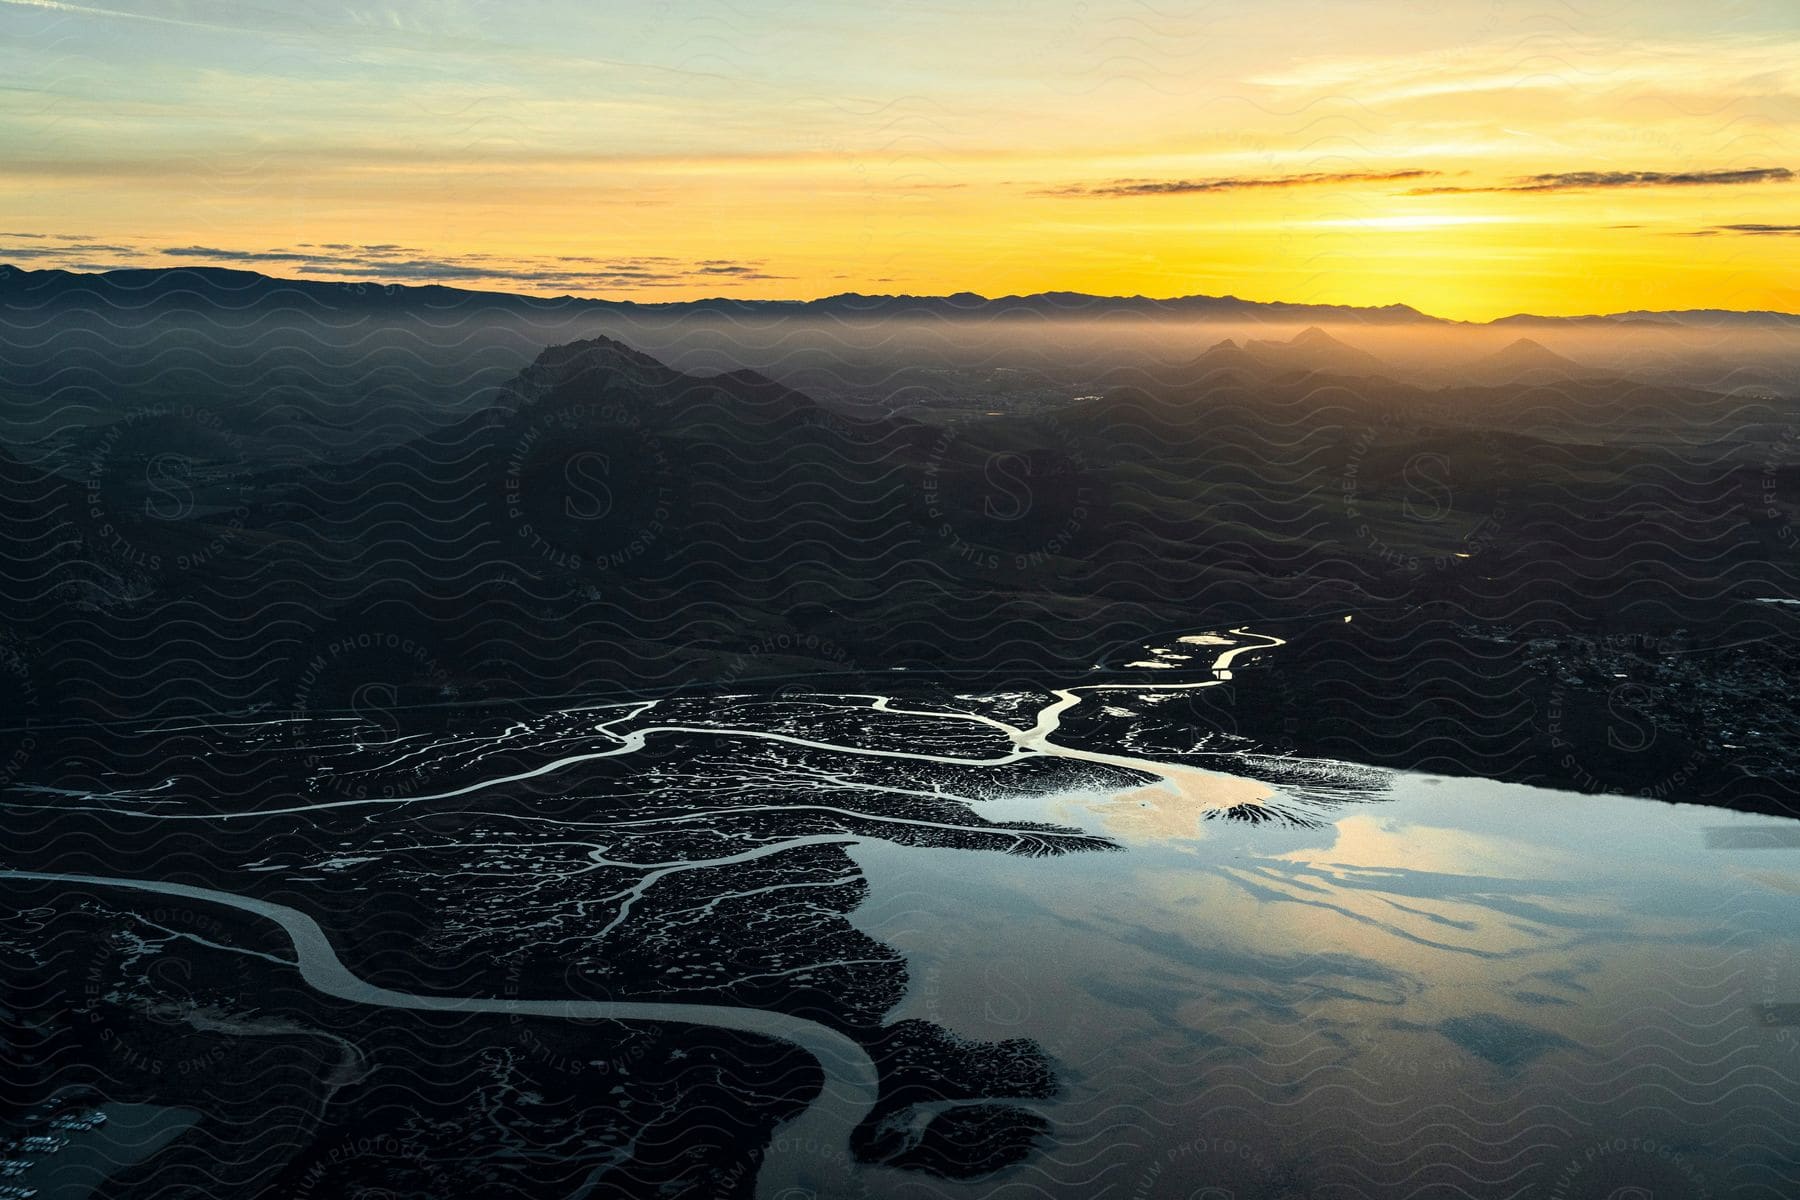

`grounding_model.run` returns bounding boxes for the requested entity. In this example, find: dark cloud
[6,237,786,291]
[286,252,787,289]
[1042,169,1438,197]
[556,254,682,266]
[1412,167,1793,194]
[297,260,546,282]
[1682,223,1800,237]
[162,245,317,262]
[0,245,92,259]
[0,242,140,259]
[283,256,668,287]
